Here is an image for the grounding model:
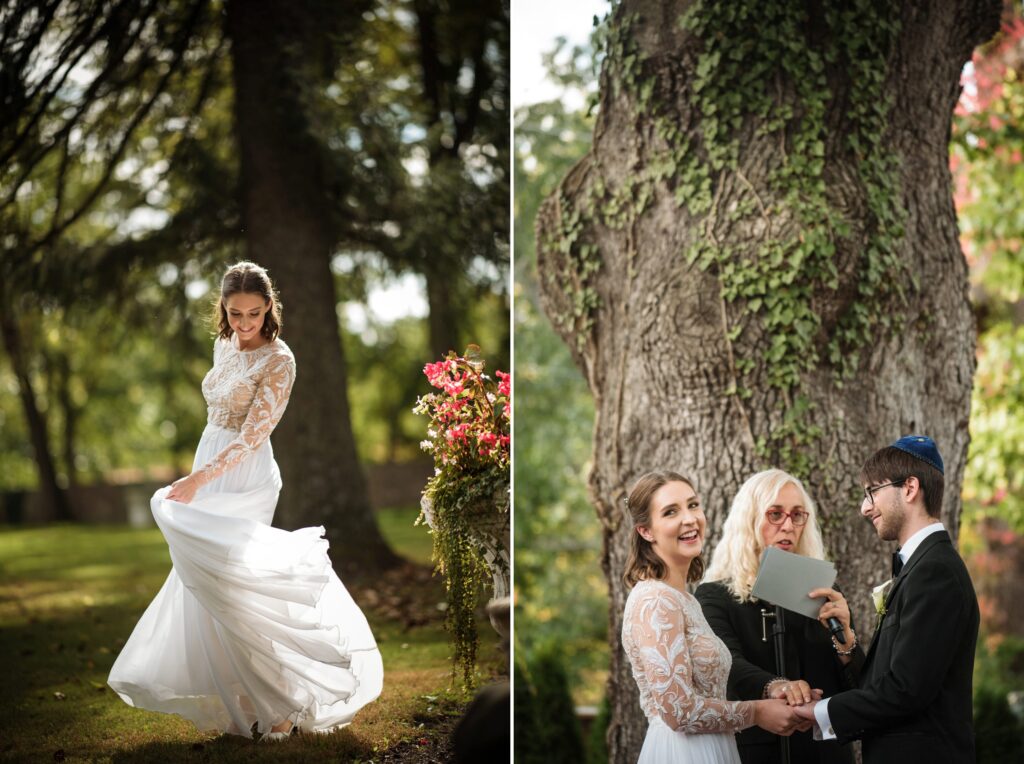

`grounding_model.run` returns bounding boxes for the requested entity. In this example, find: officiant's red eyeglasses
[764,509,809,526]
